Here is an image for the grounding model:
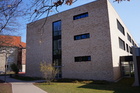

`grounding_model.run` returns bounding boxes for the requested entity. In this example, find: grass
[35,78,140,93]
[0,80,12,93]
